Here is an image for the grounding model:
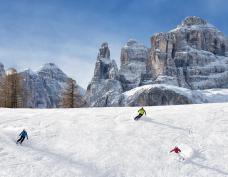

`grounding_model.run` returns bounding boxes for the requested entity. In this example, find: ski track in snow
[0,104,228,177]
